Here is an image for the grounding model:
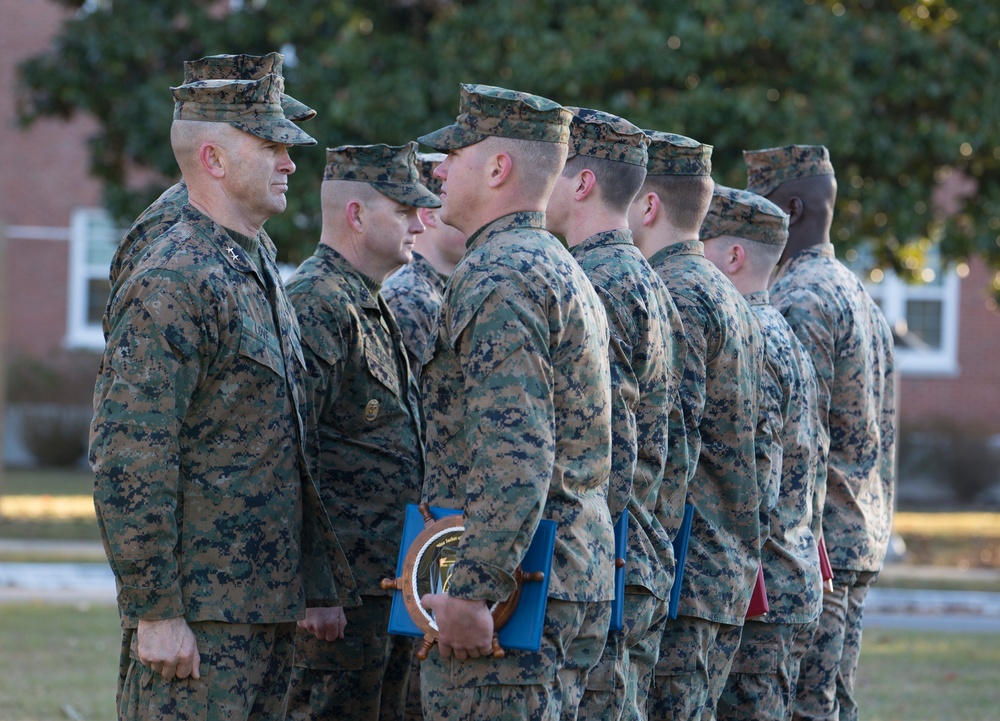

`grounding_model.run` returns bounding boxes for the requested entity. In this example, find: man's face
[433,142,484,235]
[364,193,425,278]
[224,131,296,223]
